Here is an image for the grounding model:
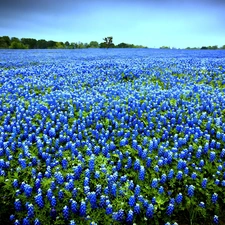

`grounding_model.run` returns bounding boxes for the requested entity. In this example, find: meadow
[0,48,225,225]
